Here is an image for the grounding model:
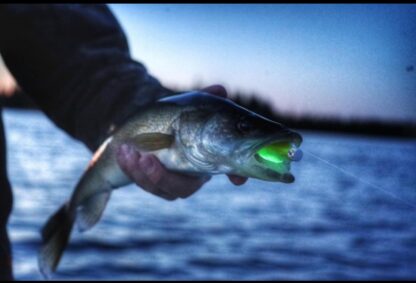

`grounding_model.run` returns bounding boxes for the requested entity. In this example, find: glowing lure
[257,142,303,164]
[257,142,292,164]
